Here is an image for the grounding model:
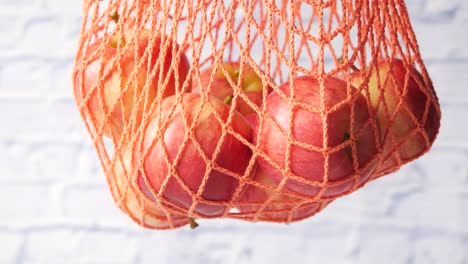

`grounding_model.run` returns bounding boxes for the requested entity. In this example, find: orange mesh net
[72,0,441,229]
